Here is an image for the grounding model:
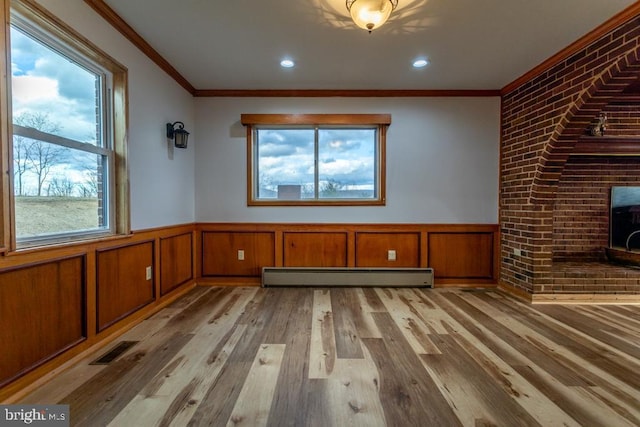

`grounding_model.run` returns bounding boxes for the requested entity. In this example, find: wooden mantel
[572,136,640,156]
